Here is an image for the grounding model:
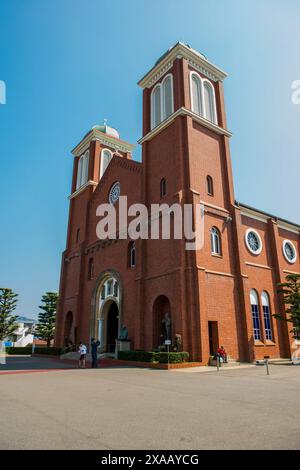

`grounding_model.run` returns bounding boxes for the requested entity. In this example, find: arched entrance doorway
[153,295,171,348]
[106,302,119,353]
[91,270,122,354]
